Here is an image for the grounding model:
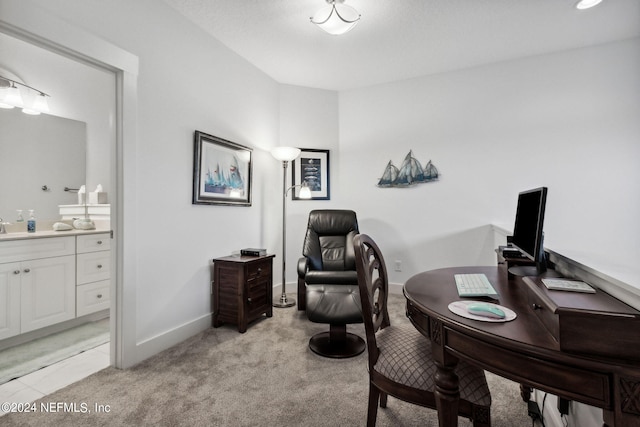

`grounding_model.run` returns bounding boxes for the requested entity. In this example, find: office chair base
[309,331,365,359]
